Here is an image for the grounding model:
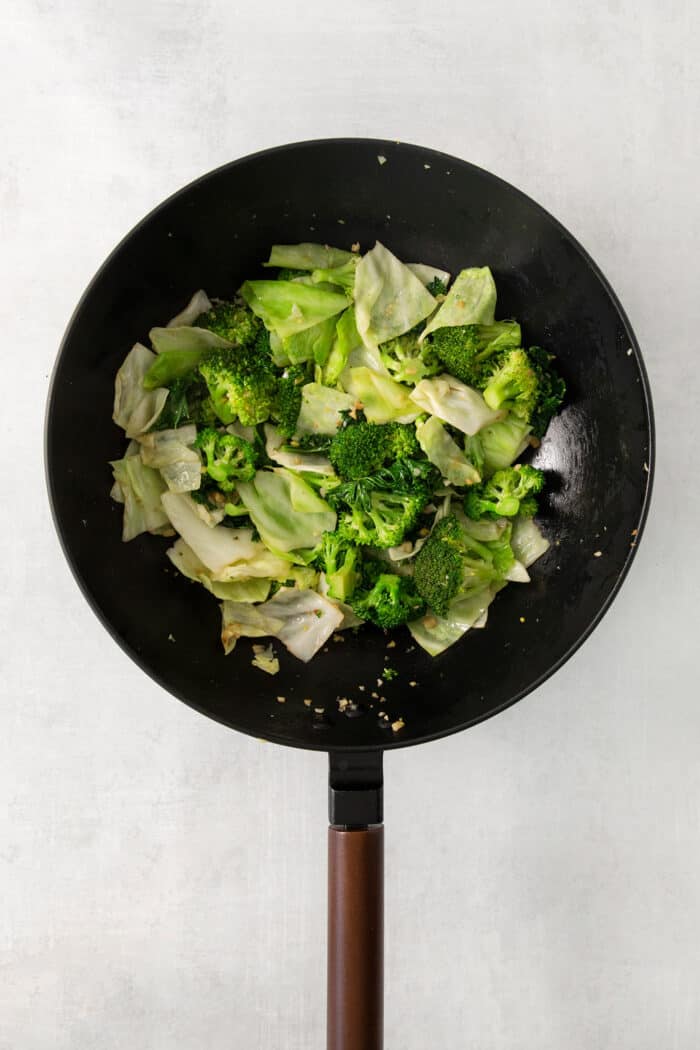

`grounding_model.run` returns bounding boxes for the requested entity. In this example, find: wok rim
[44,137,655,753]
